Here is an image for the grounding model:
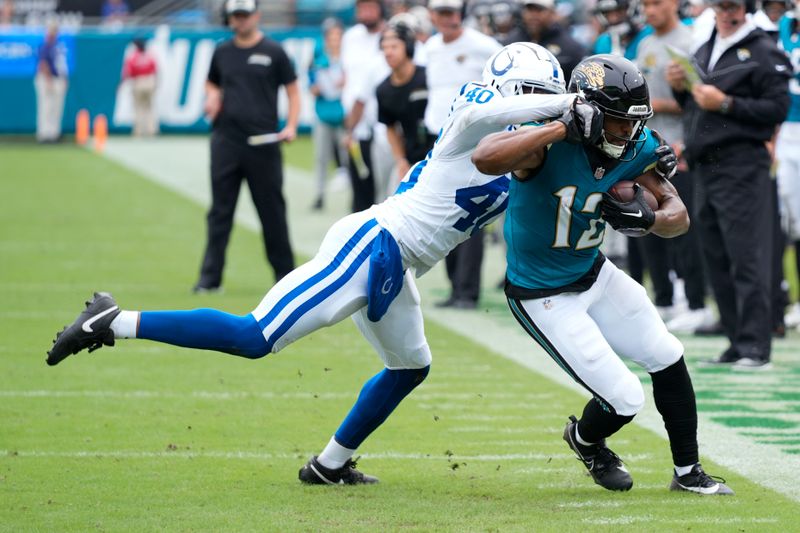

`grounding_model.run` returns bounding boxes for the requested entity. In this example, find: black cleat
[46,292,120,366]
[670,463,734,495]
[298,456,379,485]
[563,415,633,491]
